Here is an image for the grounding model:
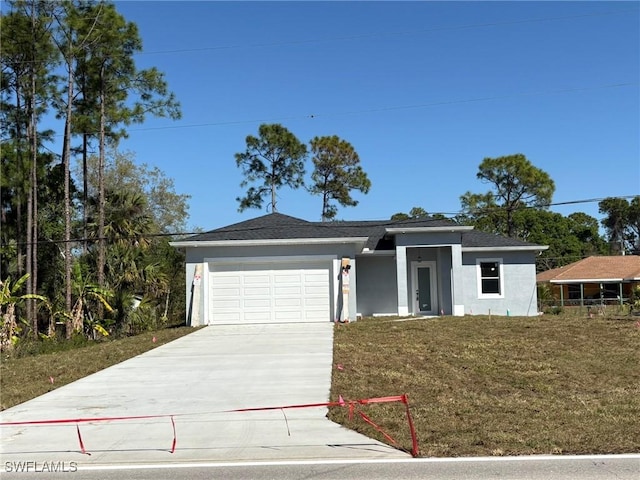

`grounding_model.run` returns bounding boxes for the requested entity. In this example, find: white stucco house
[170,213,547,326]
